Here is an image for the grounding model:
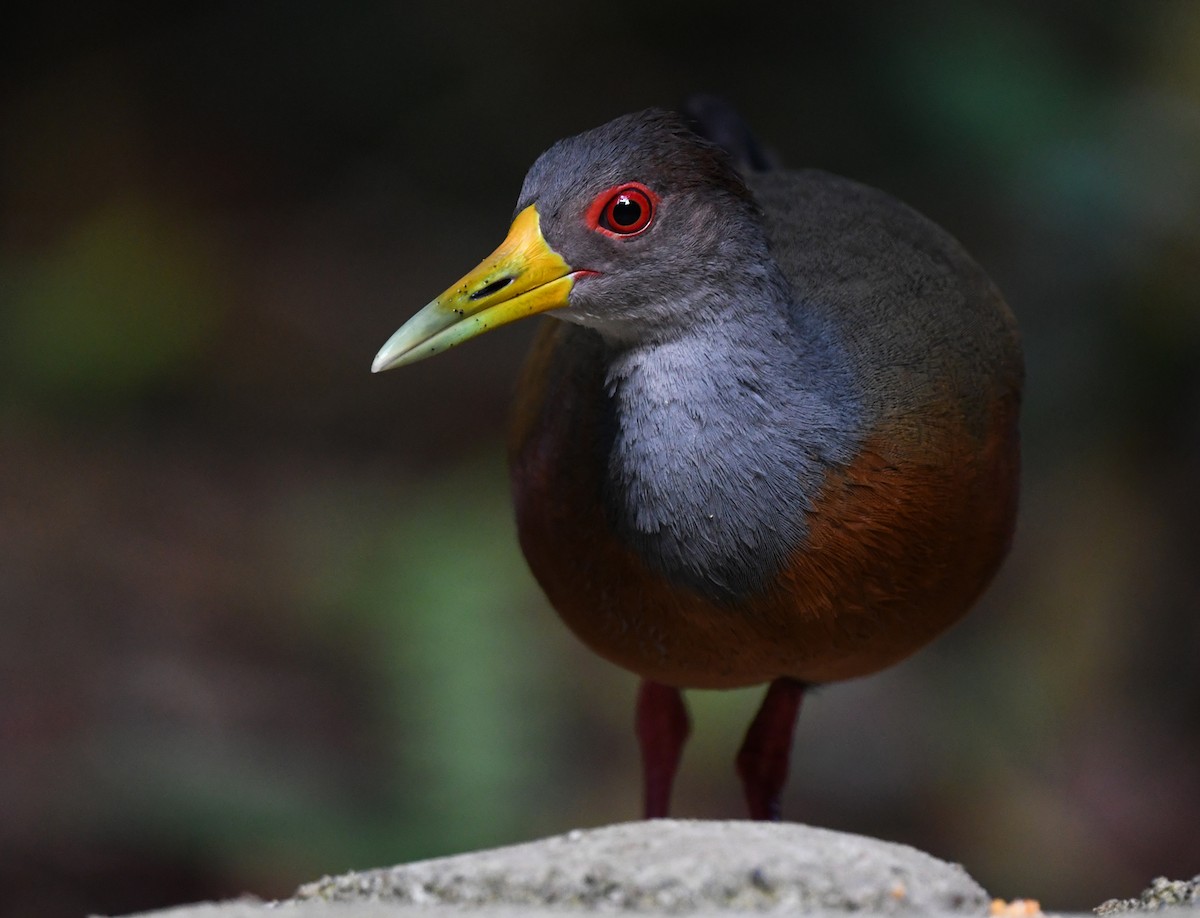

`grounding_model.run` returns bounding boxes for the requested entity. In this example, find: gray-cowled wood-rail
[372,103,1022,821]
